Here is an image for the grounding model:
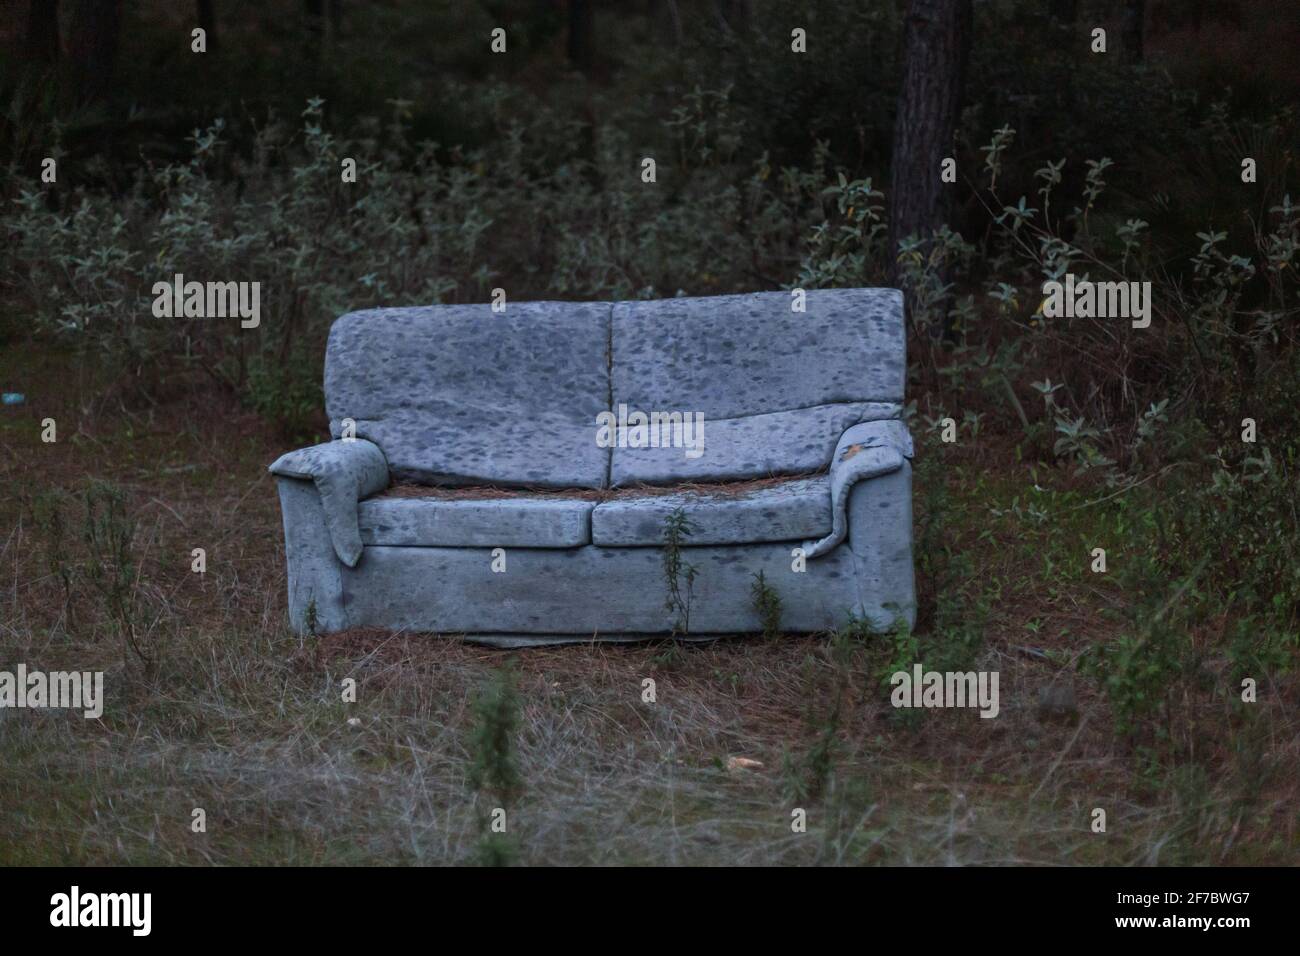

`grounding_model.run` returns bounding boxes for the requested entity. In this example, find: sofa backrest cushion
[325,302,610,488]
[609,289,904,485]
